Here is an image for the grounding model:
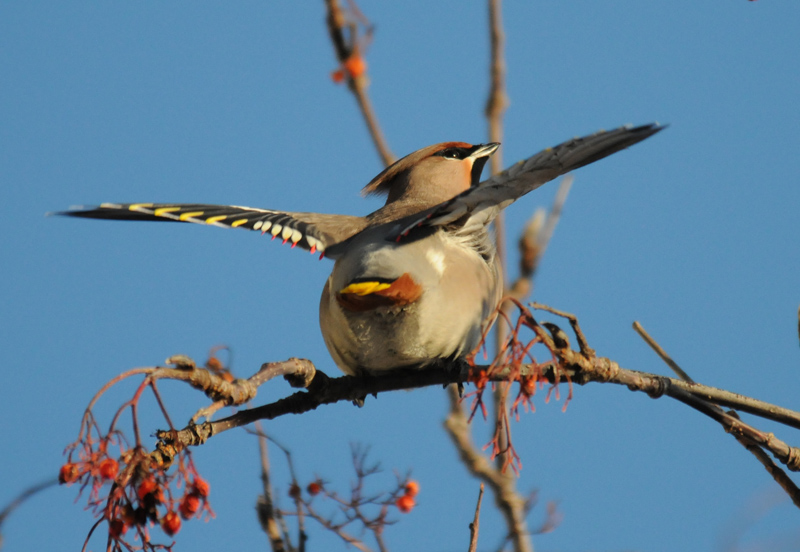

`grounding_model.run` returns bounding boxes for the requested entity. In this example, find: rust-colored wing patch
[336,273,423,312]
